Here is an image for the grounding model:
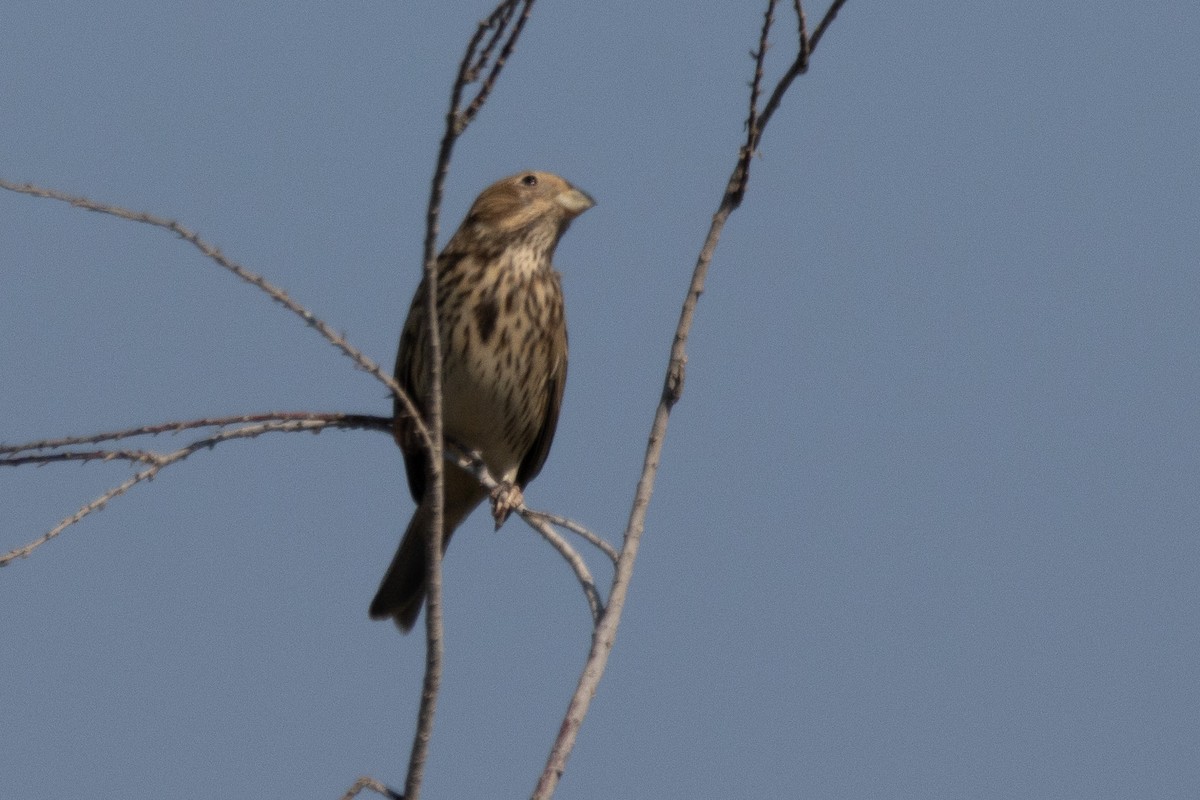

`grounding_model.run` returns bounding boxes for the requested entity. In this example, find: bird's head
[463,171,595,242]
